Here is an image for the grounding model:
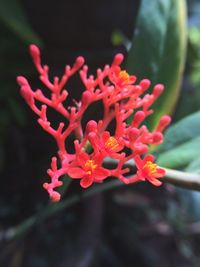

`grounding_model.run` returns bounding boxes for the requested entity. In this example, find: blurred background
[1,0,200,266]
